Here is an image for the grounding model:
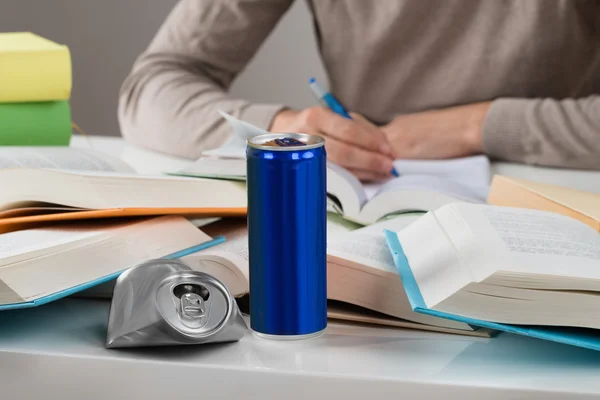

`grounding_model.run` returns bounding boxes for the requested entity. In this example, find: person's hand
[269,107,395,181]
[381,102,491,160]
